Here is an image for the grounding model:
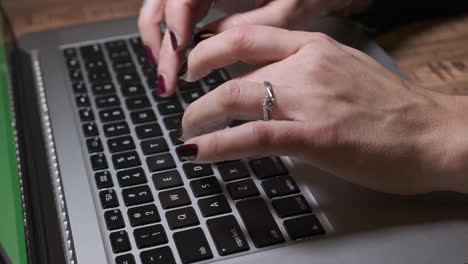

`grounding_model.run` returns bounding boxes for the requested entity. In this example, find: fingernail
[193,30,215,45]
[157,74,166,96]
[178,60,188,78]
[144,45,157,66]
[176,144,198,161]
[170,30,178,51]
